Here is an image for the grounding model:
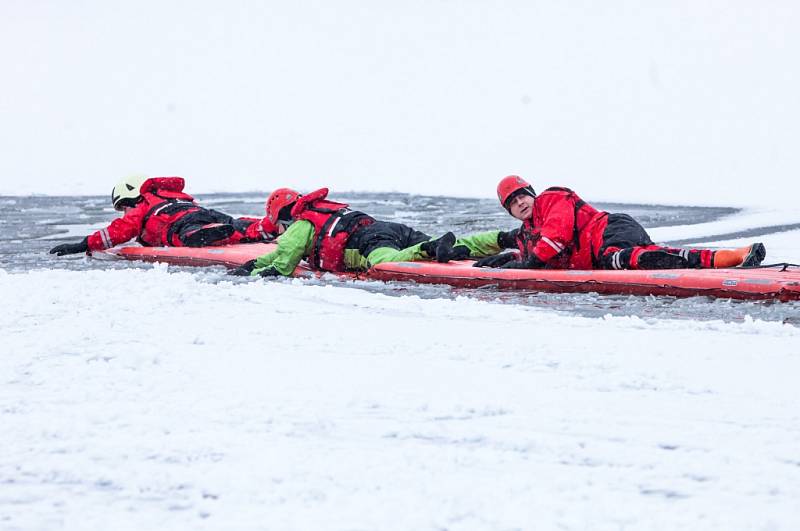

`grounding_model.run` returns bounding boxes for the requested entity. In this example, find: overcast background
[2,0,798,207]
